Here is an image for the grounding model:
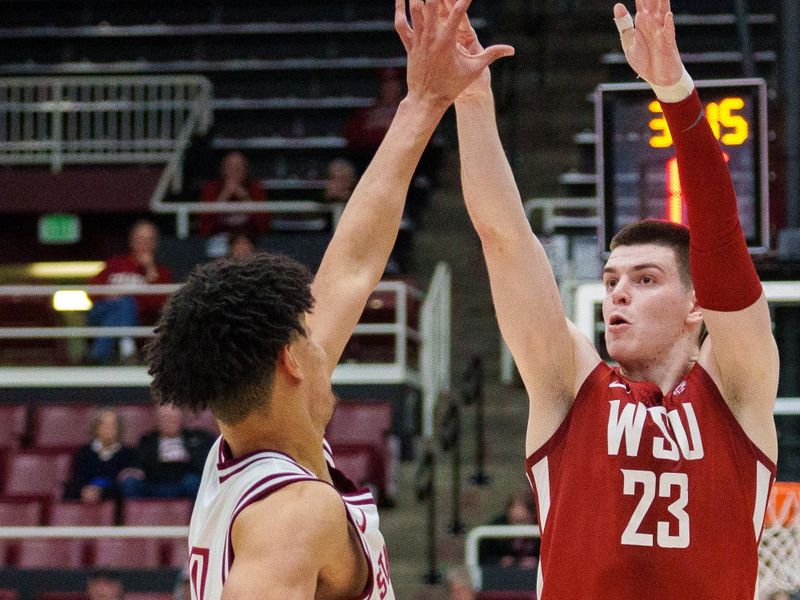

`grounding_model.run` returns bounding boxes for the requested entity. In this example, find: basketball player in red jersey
[448,0,779,597]
[144,2,513,599]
